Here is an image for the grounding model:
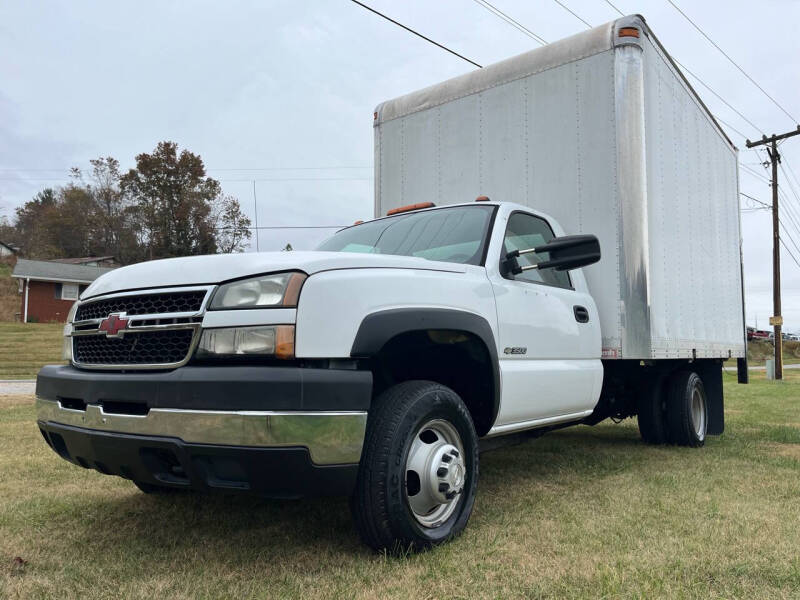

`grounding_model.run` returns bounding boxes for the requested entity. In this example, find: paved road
[0,380,35,395]
[723,363,800,372]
